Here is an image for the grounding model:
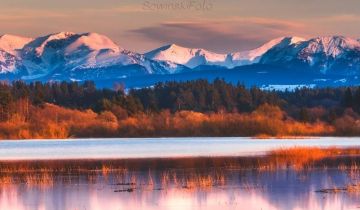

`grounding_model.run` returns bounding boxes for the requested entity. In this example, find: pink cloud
[130,17,308,53]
